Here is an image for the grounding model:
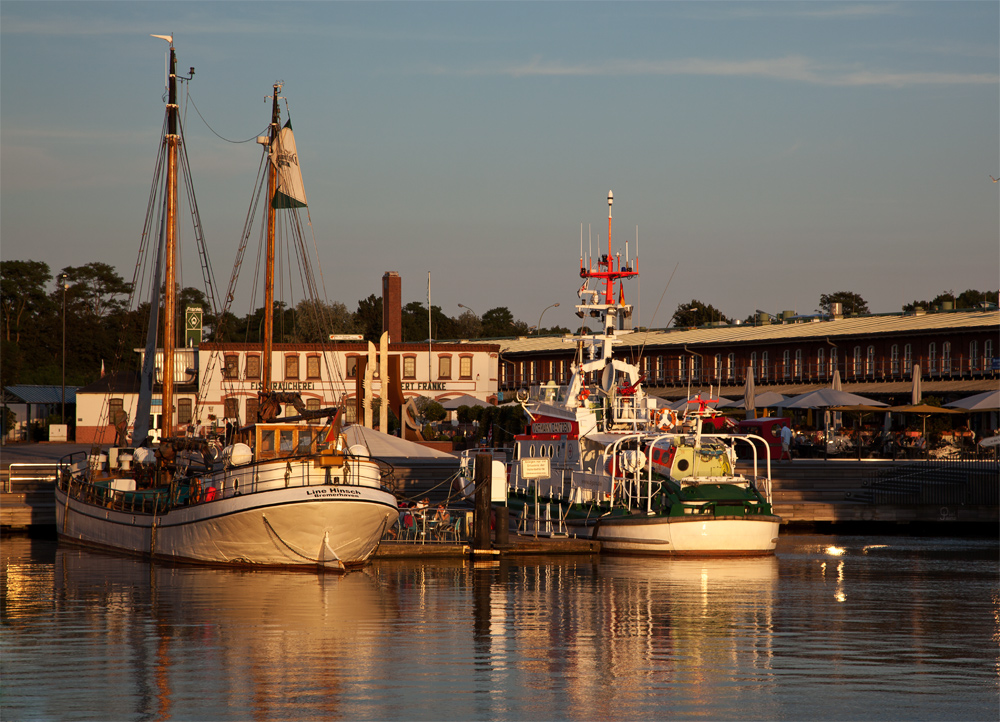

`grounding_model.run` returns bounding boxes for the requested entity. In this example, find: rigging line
[636,261,679,367]
[187,92,268,144]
